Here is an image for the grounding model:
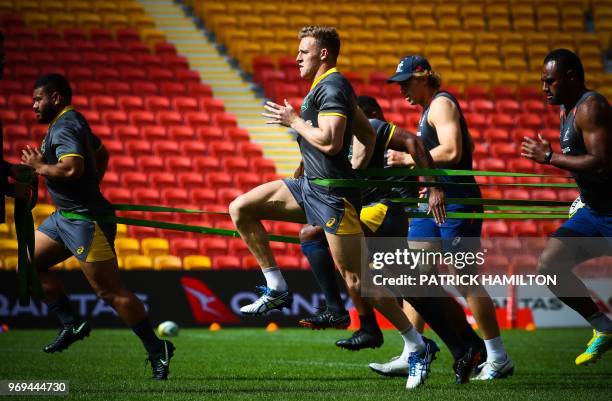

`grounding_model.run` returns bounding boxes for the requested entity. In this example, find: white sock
[484,336,507,363]
[587,312,612,333]
[262,267,287,292]
[399,327,425,360]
